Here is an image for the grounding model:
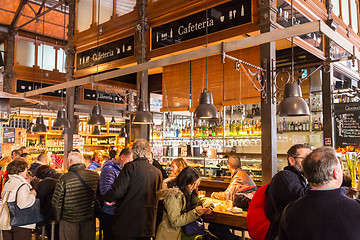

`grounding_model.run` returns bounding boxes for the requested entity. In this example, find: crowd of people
[0,141,359,240]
